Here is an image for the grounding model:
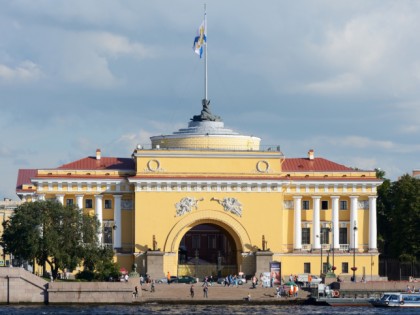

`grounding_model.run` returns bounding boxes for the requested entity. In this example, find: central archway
[164,210,253,278]
[178,223,237,278]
